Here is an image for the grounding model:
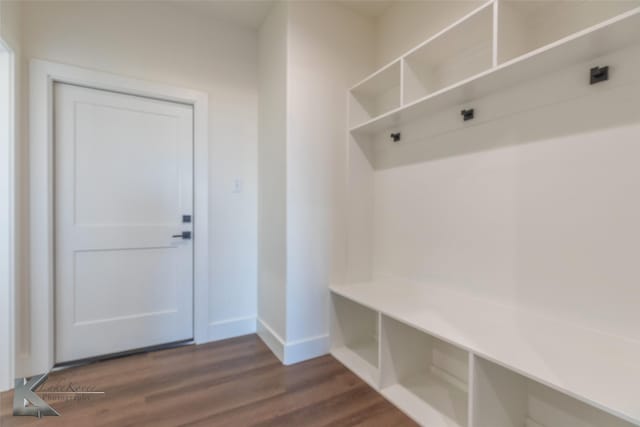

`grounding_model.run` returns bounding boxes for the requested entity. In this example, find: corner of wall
[282,334,329,365]
[257,317,285,363]
[257,317,329,365]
